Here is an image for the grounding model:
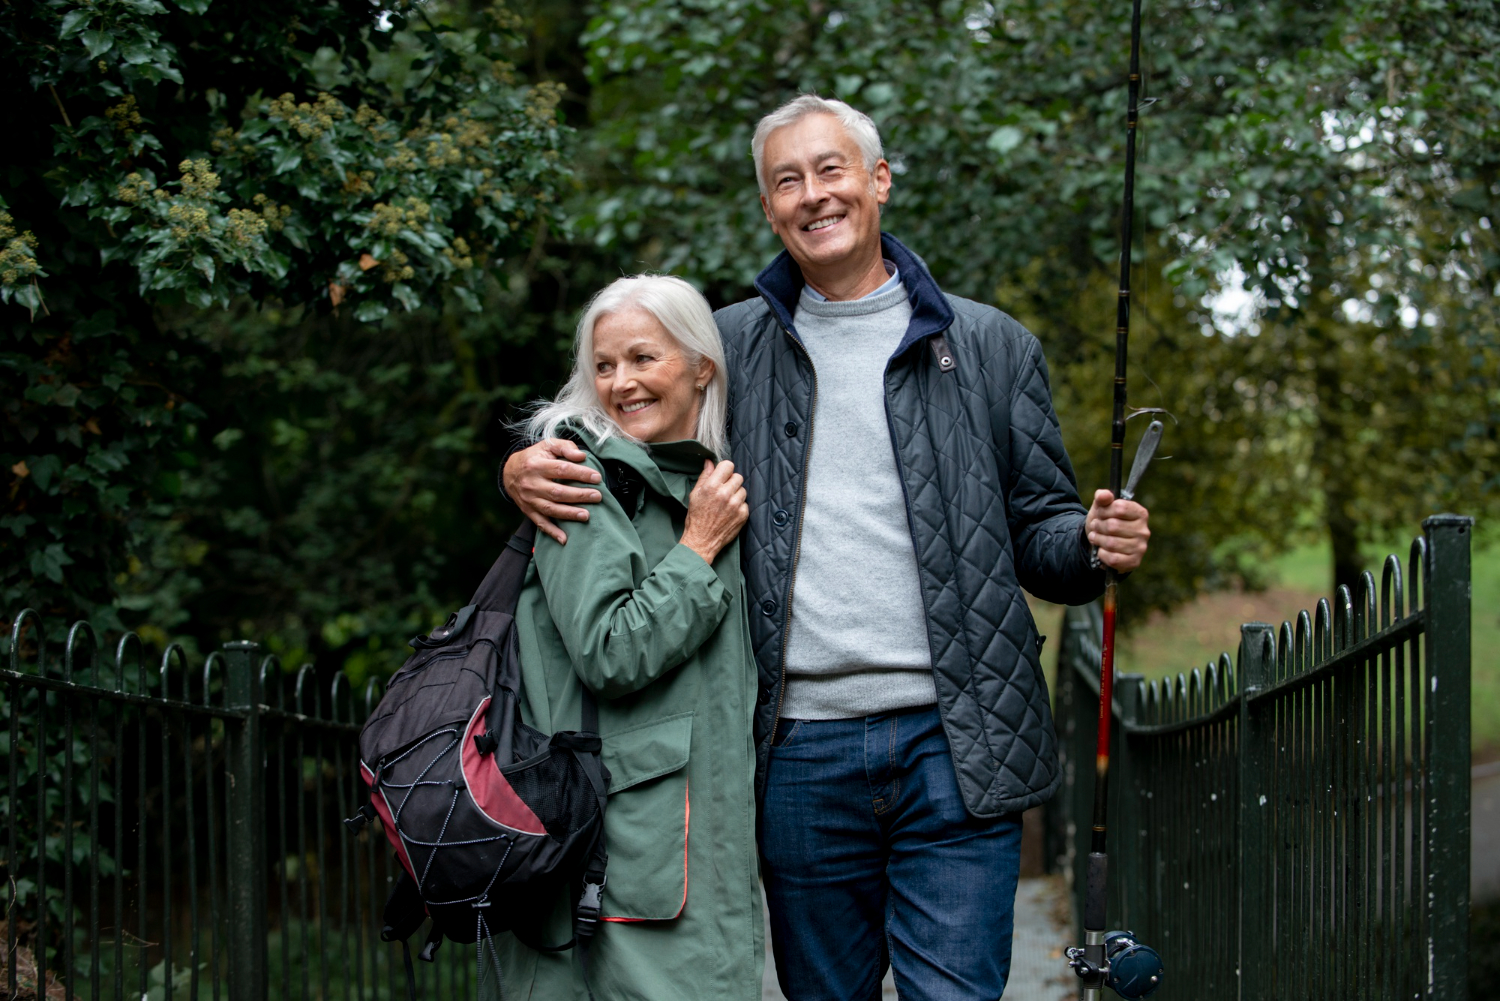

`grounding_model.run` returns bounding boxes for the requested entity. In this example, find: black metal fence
[1052,514,1473,999]
[0,615,476,1000]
